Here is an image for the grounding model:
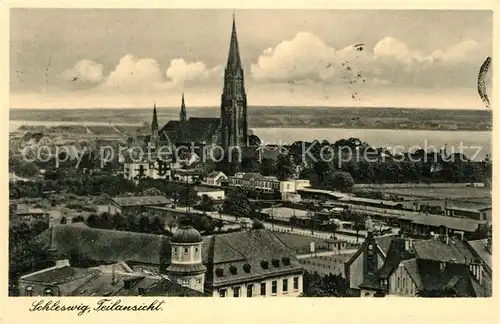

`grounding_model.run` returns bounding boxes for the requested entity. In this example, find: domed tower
[166,219,207,293]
